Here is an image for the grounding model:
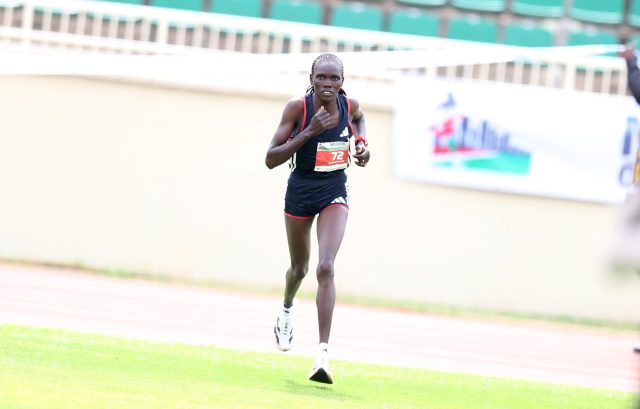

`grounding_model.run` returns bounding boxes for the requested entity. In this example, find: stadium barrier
[0,0,630,95]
